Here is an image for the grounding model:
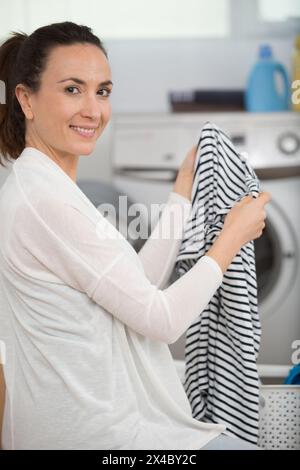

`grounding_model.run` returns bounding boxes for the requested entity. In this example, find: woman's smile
[69,125,97,138]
